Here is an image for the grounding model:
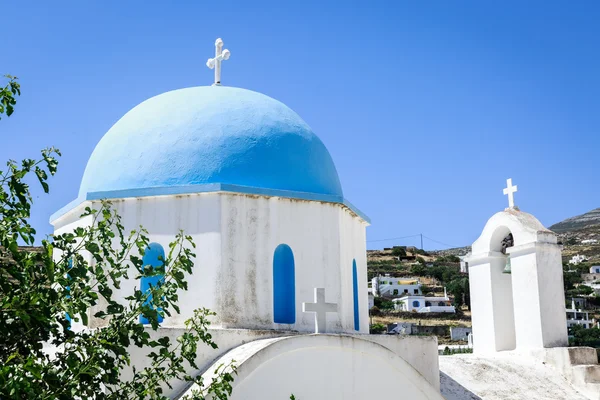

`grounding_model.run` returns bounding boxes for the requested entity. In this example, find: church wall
[194,335,444,400]
[109,194,223,327]
[362,334,440,390]
[121,329,440,398]
[53,194,223,328]
[52,192,368,334]
[338,207,369,333]
[218,193,366,333]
